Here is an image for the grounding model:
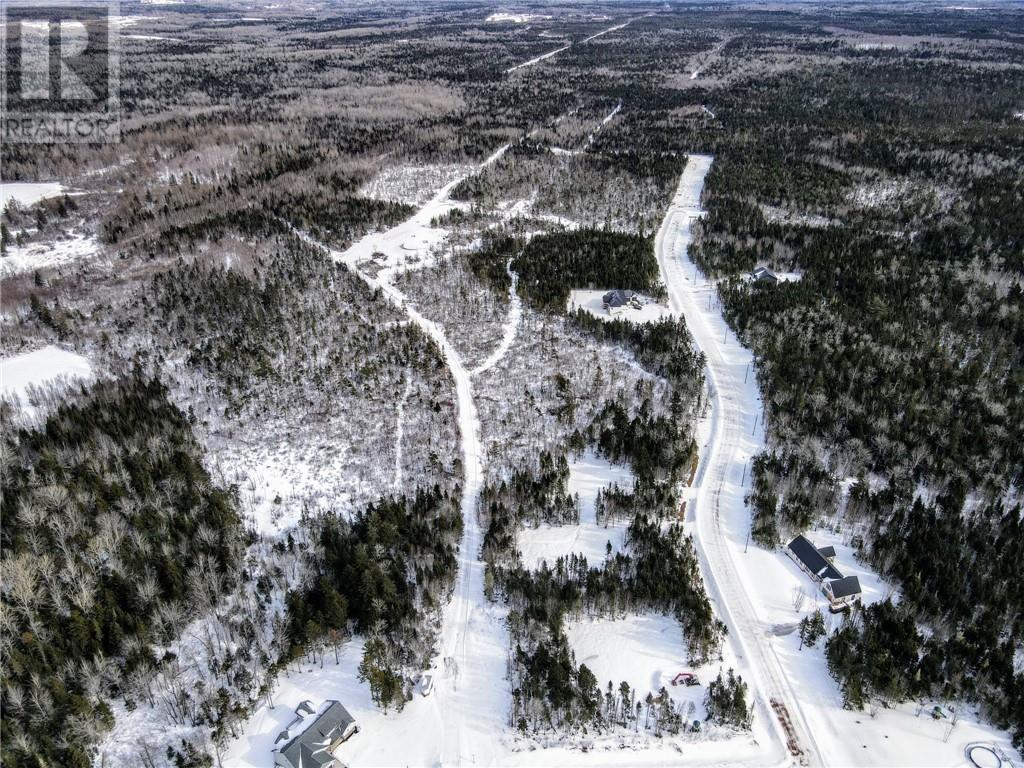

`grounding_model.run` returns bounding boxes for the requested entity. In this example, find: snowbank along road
[655,154,822,767]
